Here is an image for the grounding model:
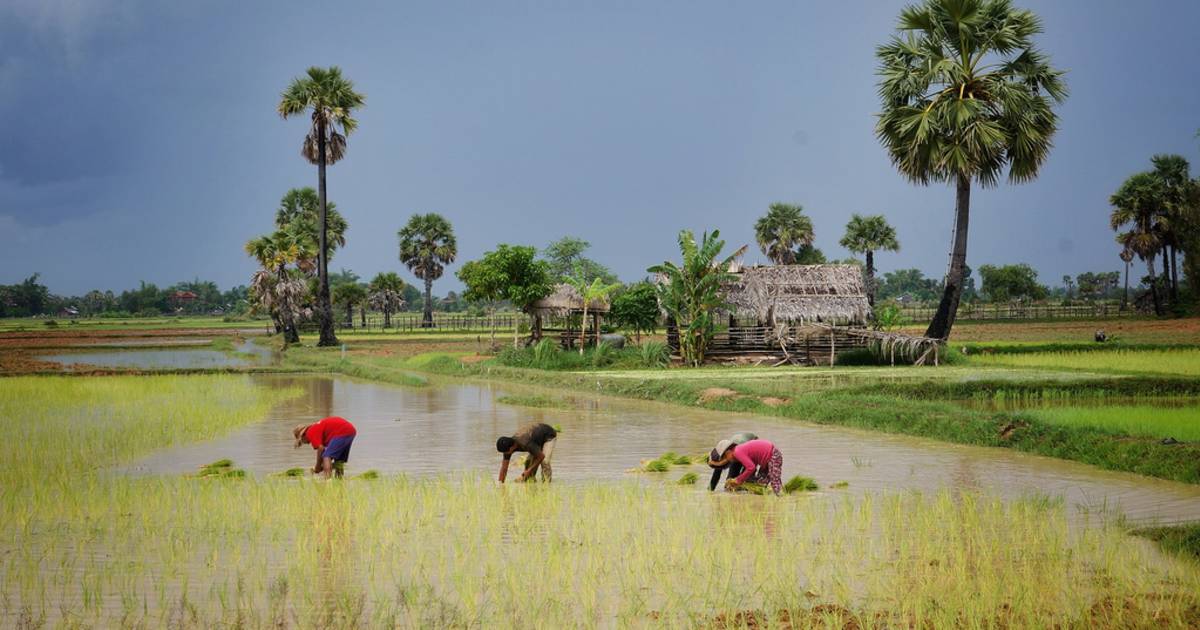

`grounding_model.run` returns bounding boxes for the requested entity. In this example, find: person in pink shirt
[708,438,783,495]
